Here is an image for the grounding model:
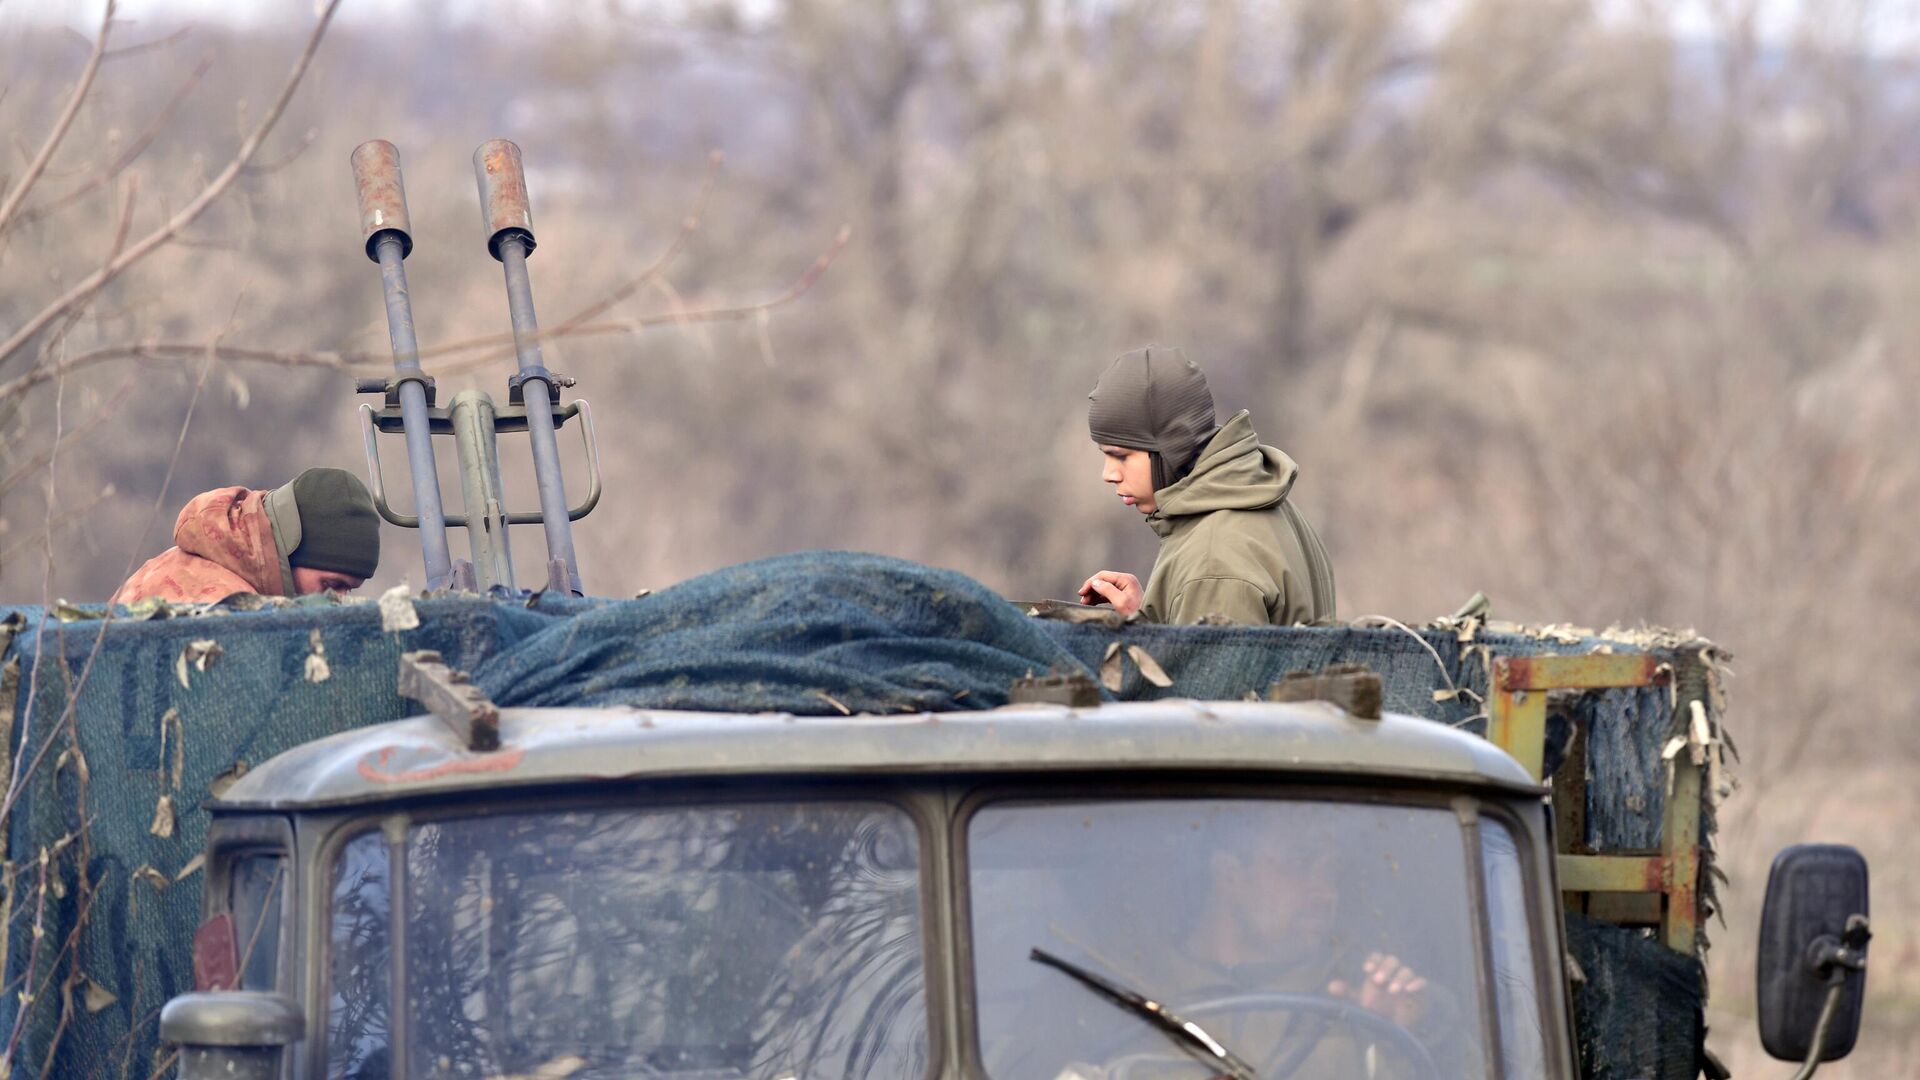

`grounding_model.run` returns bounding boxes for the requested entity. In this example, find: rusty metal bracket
[1487,654,1665,778]
[507,367,575,406]
[360,398,601,530]
[1490,651,1705,955]
[355,372,437,410]
[397,650,500,752]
